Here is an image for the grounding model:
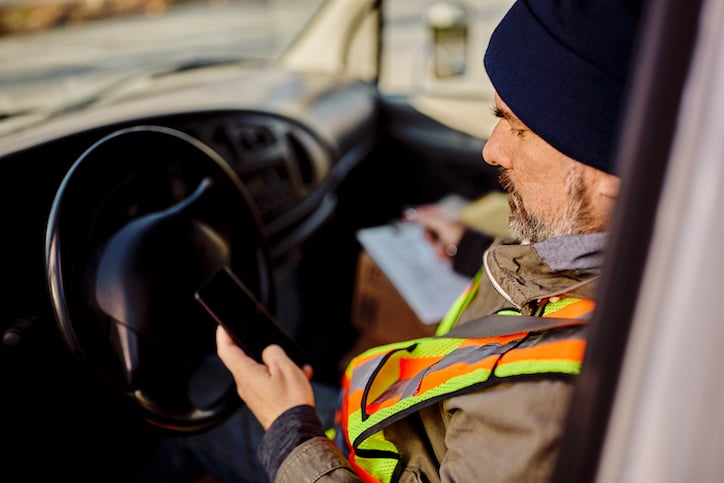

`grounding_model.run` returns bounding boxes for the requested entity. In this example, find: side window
[378,0,513,138]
